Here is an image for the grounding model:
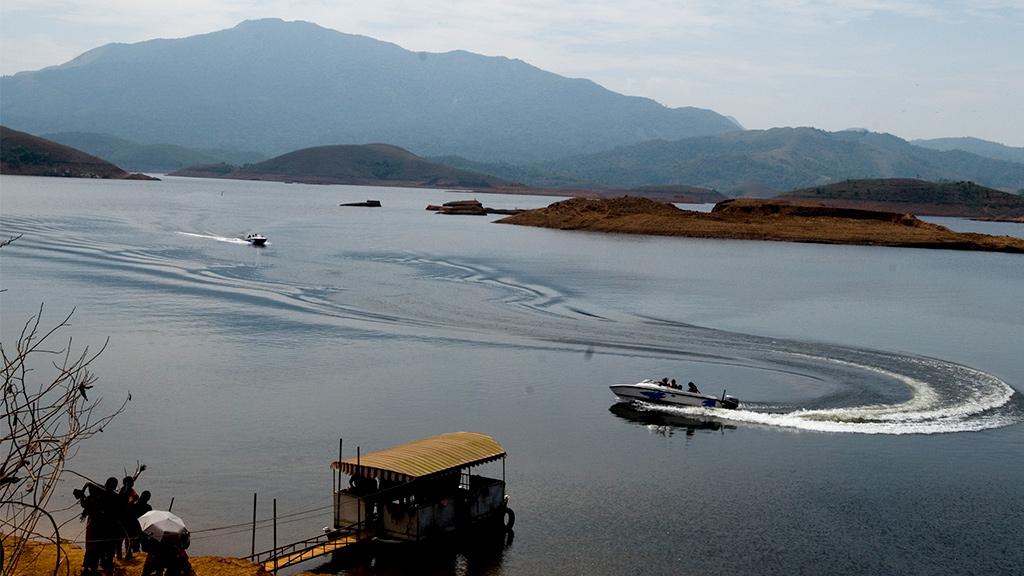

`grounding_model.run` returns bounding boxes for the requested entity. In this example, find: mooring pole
[168,497,174,512]
[356,446,361,531]
[273,498,278,575]
[342,436,350,491]
[251,492,257,557]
